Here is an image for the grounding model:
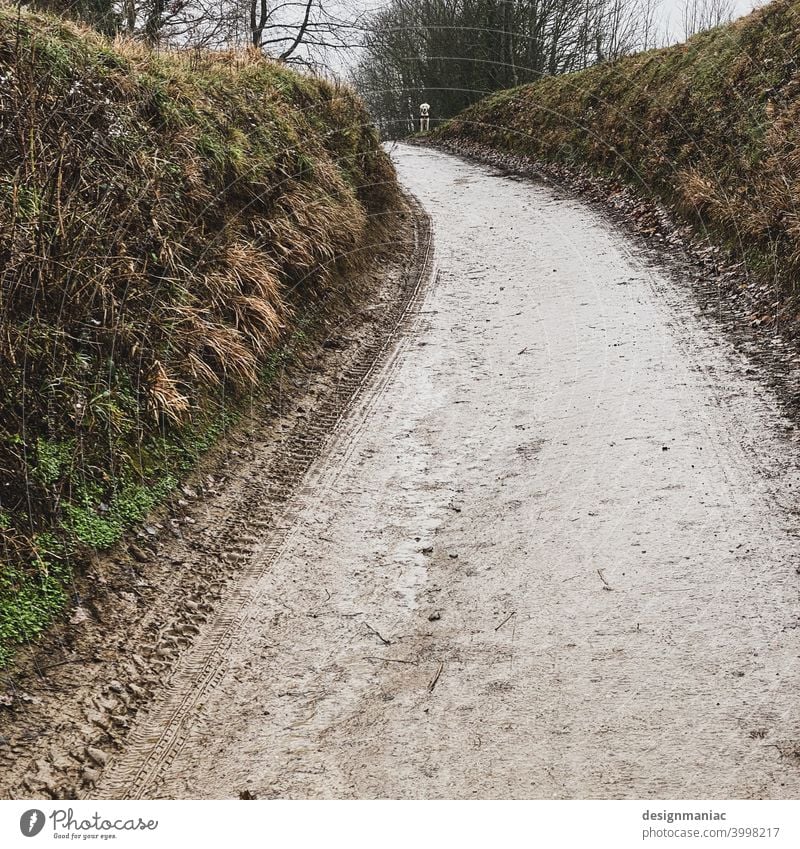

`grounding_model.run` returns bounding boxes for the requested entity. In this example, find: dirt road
[95,144,800,799]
